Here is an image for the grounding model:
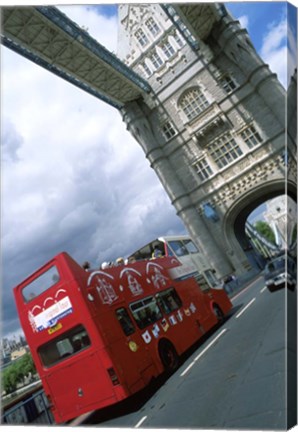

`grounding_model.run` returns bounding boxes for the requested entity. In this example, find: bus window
[116,308,136,336]
[168,240,188,257]
[130,296,163,329]
[182,239,199,254]
[156,288,182,314]
[194,273,210,292]
[134,241,165,260]
[204,269,222,289]
[22,266,60,303]
[38,325,90,368]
